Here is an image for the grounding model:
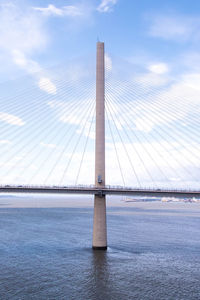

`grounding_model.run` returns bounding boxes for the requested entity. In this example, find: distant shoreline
[0,195,200,215]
